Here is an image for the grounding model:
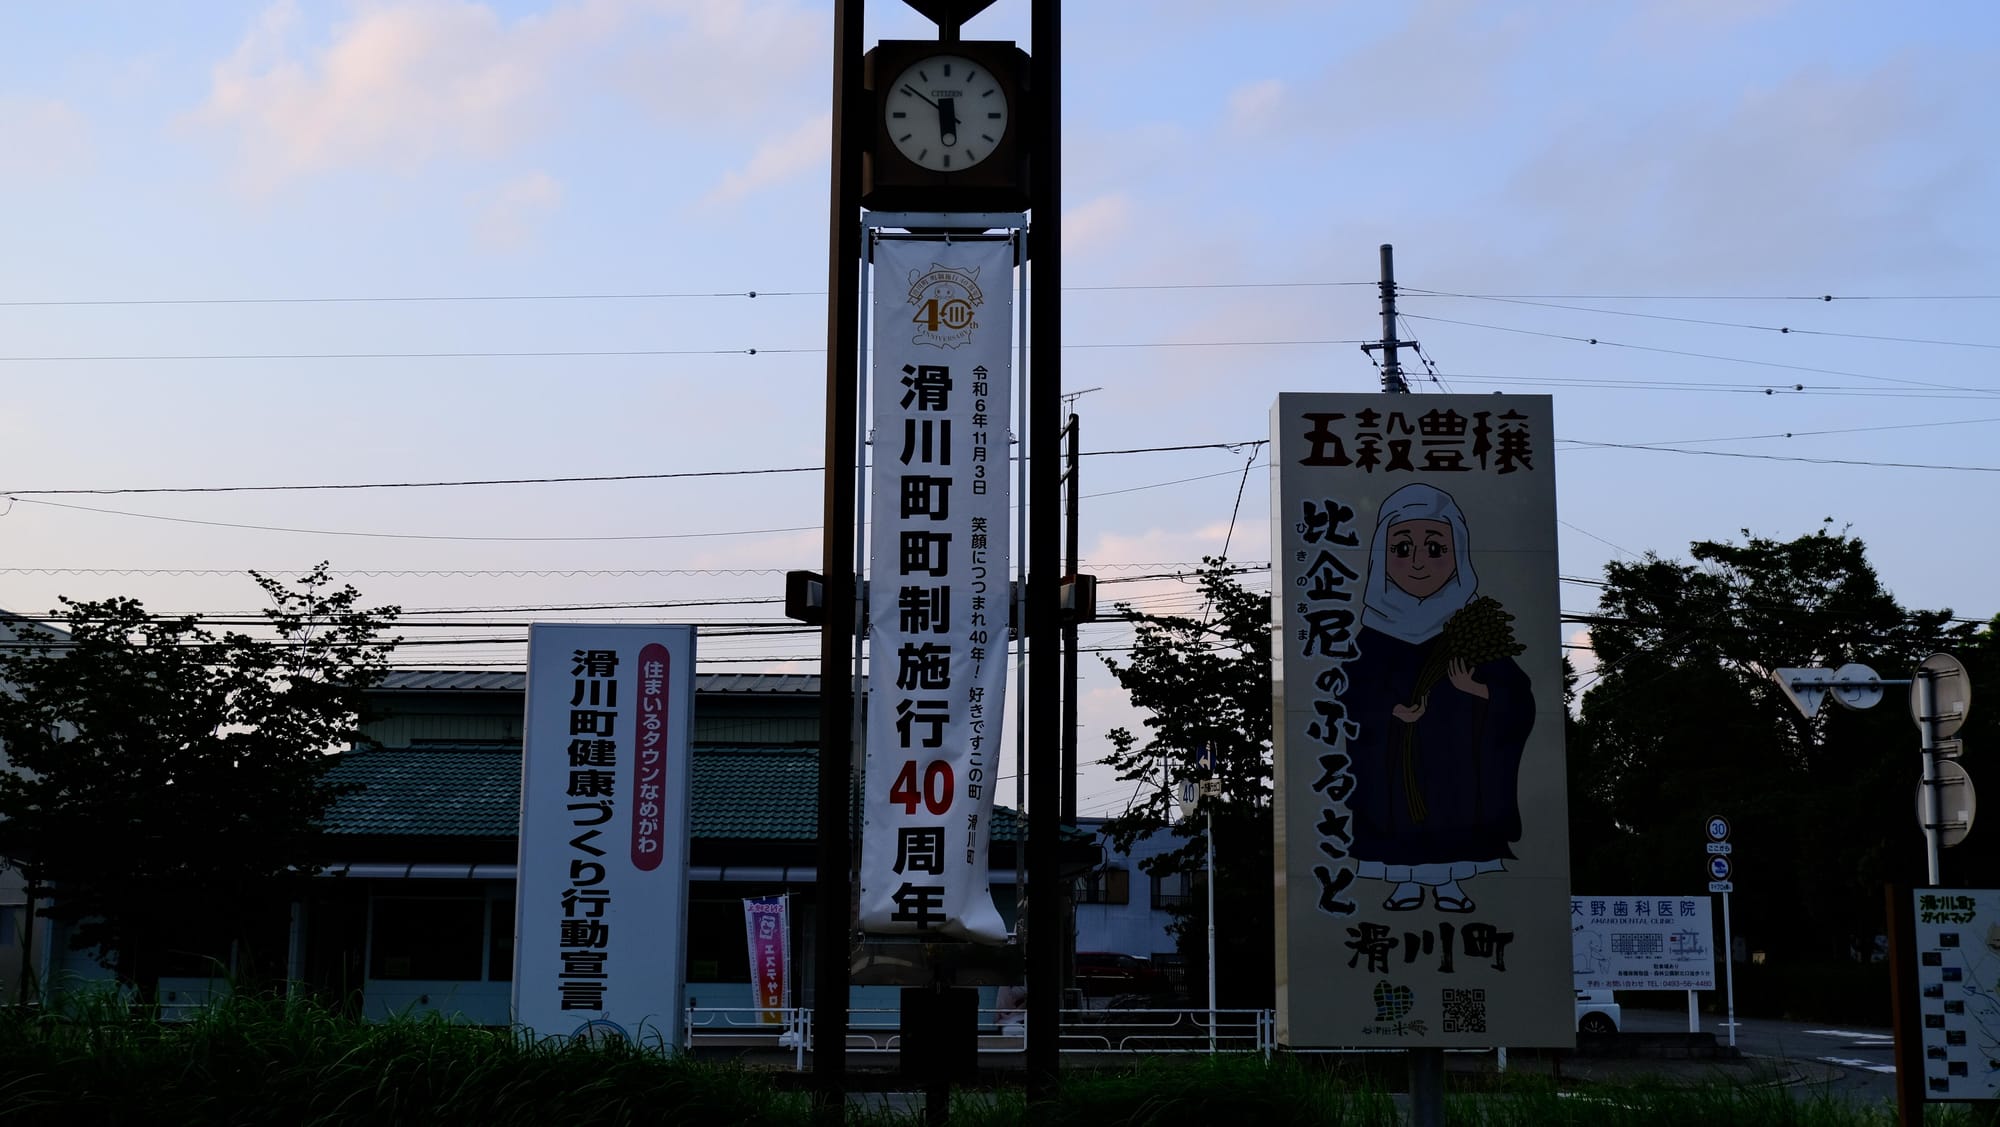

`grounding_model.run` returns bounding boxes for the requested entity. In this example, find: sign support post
[1705,814,1736,1049]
